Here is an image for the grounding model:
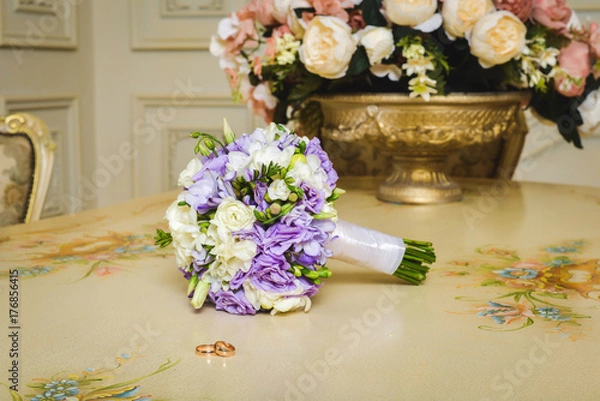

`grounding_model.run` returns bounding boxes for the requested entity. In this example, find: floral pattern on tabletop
[446,241,599,336]
[1,358,179,400]
[1,226,171,281]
